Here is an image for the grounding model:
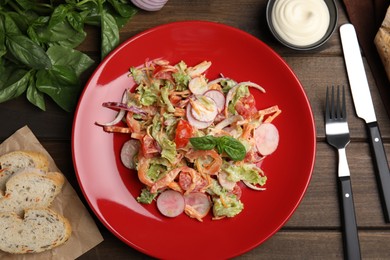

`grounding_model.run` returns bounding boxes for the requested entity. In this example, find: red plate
[72,21,315,259]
